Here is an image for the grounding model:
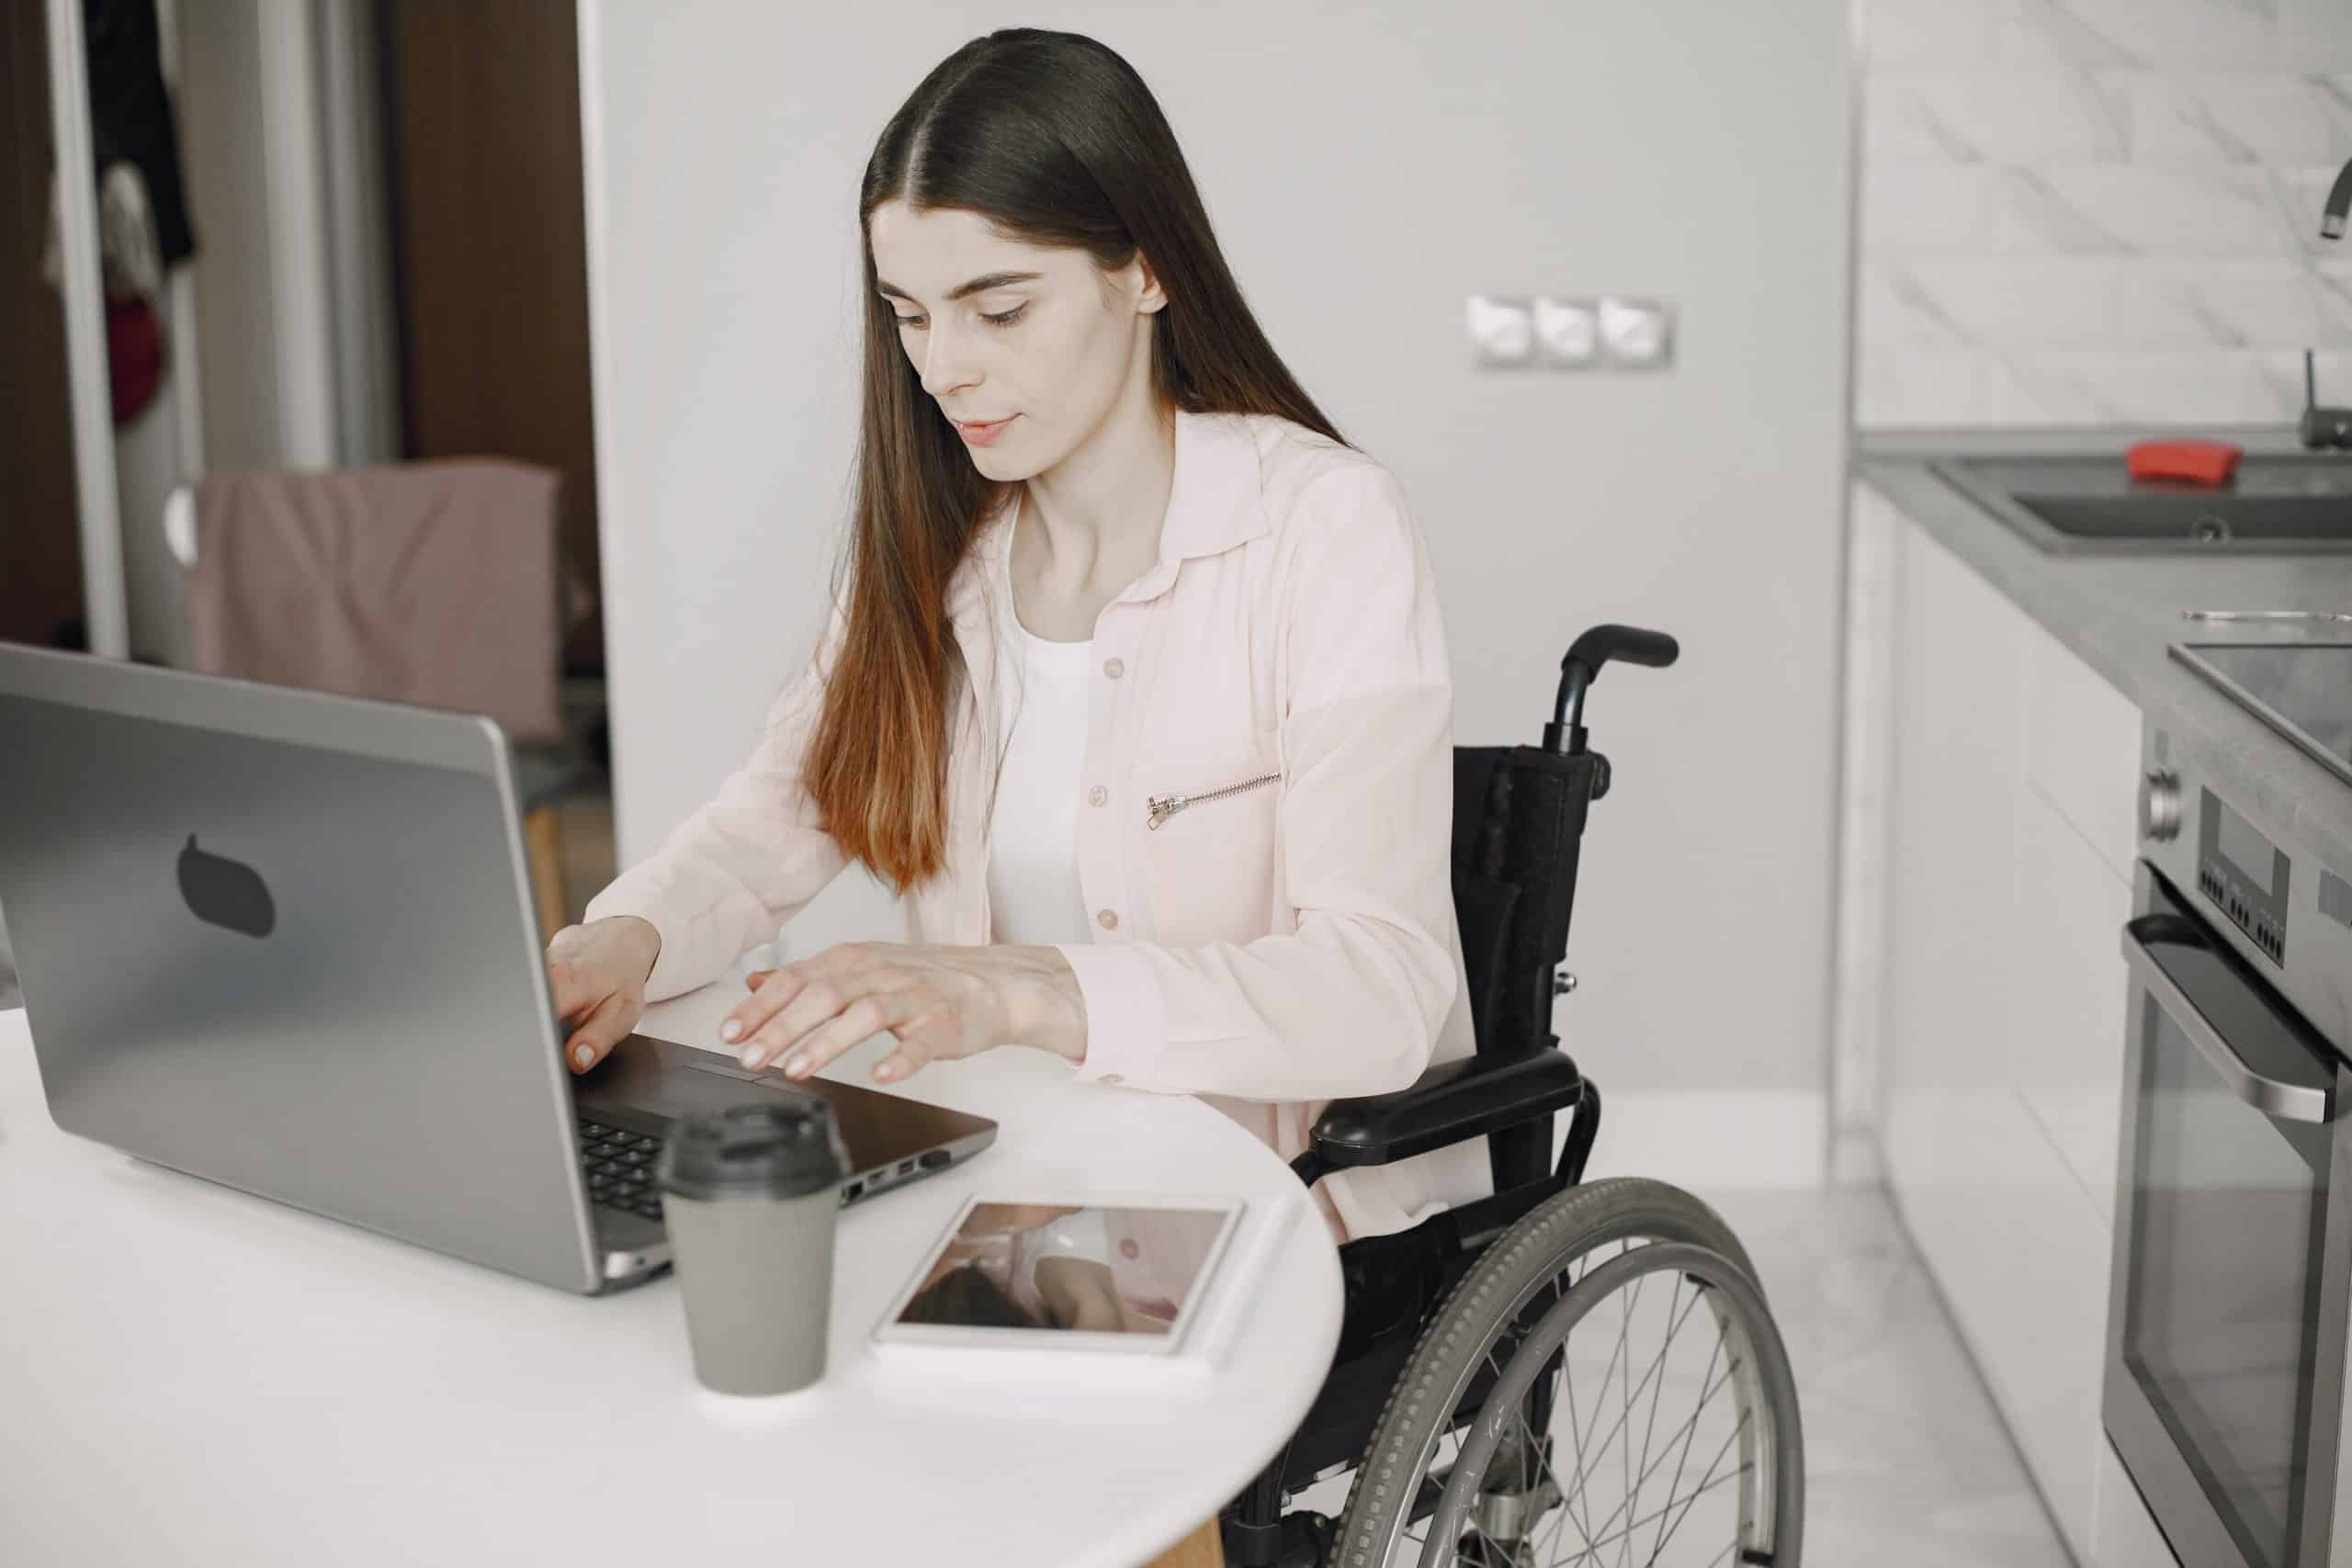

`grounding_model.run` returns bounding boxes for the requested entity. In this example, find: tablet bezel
[870,1190,1248,1357]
